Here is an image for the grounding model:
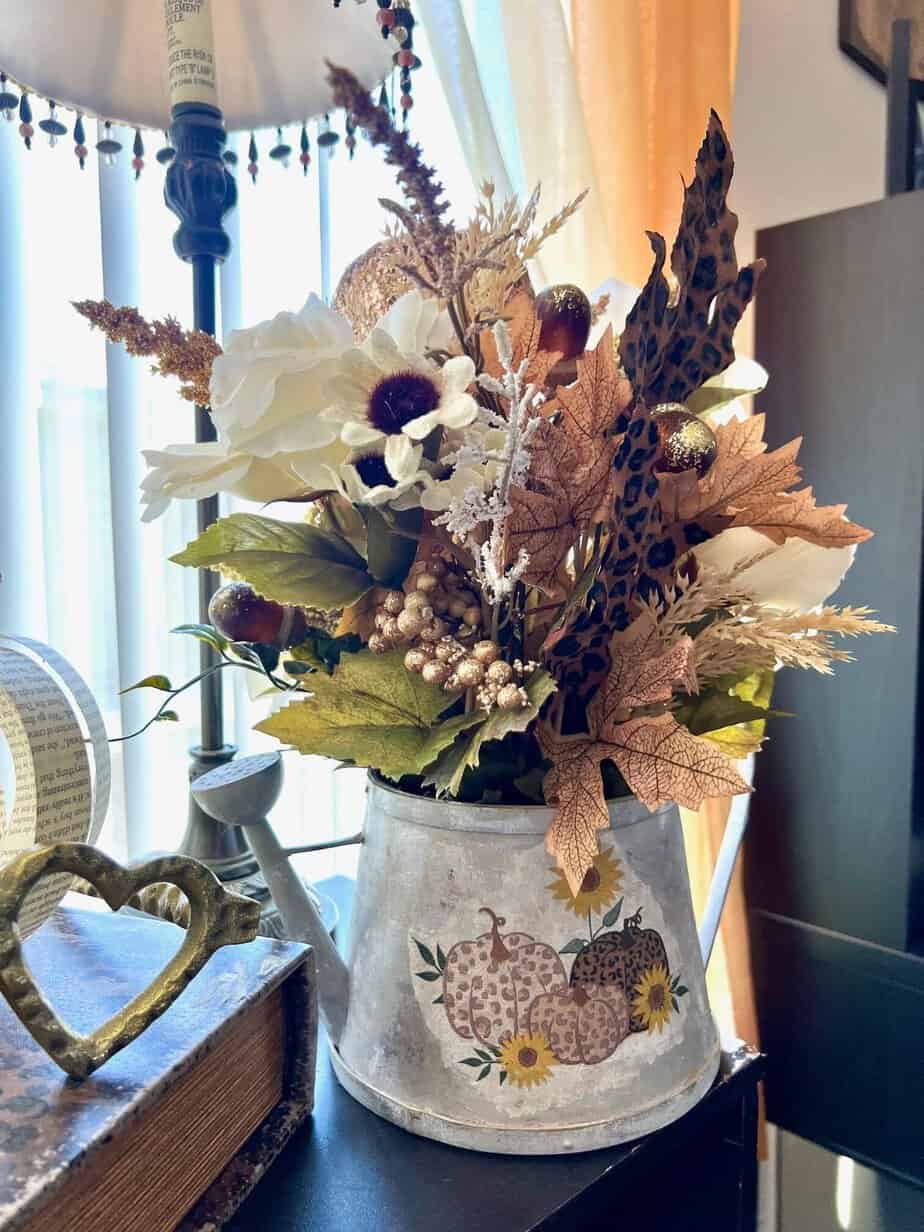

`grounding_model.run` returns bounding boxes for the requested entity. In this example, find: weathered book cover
[0,899,316,1231]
